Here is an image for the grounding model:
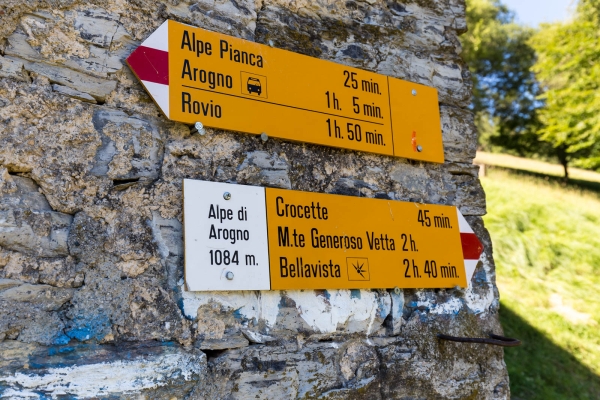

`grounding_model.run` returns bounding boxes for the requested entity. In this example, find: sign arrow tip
[456,209,484,284]
[126,21,170,118]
